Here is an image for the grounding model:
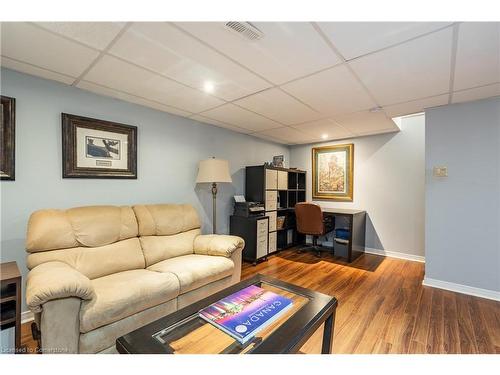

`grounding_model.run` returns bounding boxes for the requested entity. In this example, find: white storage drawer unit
[265,191,278,211]
[268,231,277,254]
[230,215,269,265]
